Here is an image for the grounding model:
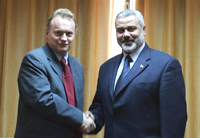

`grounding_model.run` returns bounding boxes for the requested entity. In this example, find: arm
[159,58,187,138]
[88,71,105,134]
